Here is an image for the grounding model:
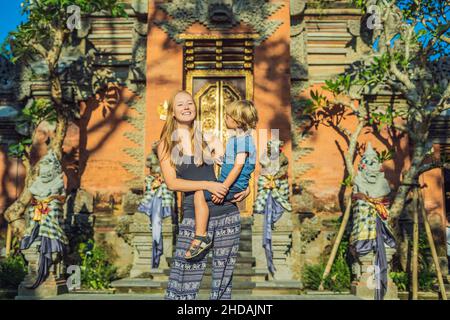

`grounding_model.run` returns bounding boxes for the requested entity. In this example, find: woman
[157,90,249,300]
